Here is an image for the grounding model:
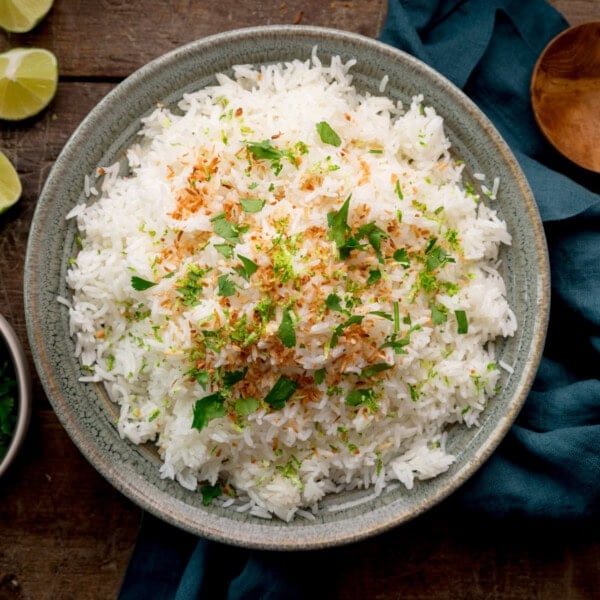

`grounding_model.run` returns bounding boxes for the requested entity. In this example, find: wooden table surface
[1,1,598,598]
